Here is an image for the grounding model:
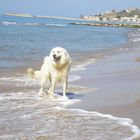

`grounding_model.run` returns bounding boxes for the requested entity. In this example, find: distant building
[80,8,140,23]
